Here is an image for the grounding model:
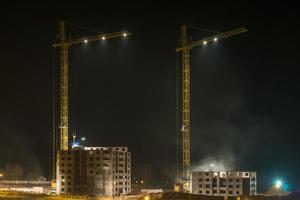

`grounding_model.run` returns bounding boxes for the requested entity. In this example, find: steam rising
[192,155,235,172]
